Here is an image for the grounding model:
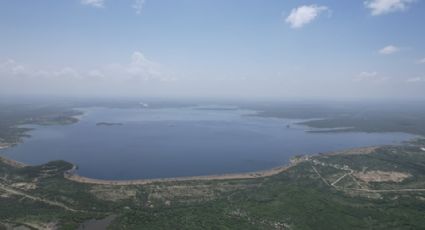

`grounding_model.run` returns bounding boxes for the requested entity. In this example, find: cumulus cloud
[354,71,389,82]
[407,77,425,82]
[87,69,105,79]
[355,71,377,80]
[0,59,84,81]
[379,45,400,55]
[0,52,174,95]
[0,59,27,76]
[125,51,161,79]
[285,5,329,29]
[53,67,81,79]
[132,0,146,14]
[81,0,105,8]
[364,0,415,15]
[0,52,164,82]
